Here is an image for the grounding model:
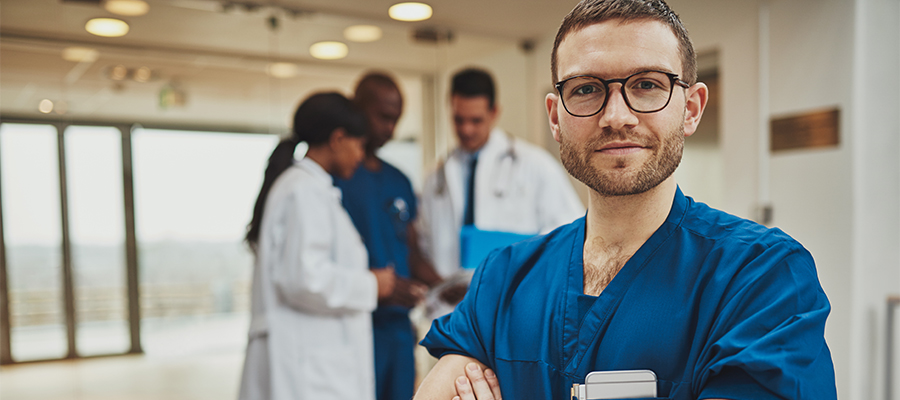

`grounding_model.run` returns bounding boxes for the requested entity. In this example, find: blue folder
[459,225,535,270]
